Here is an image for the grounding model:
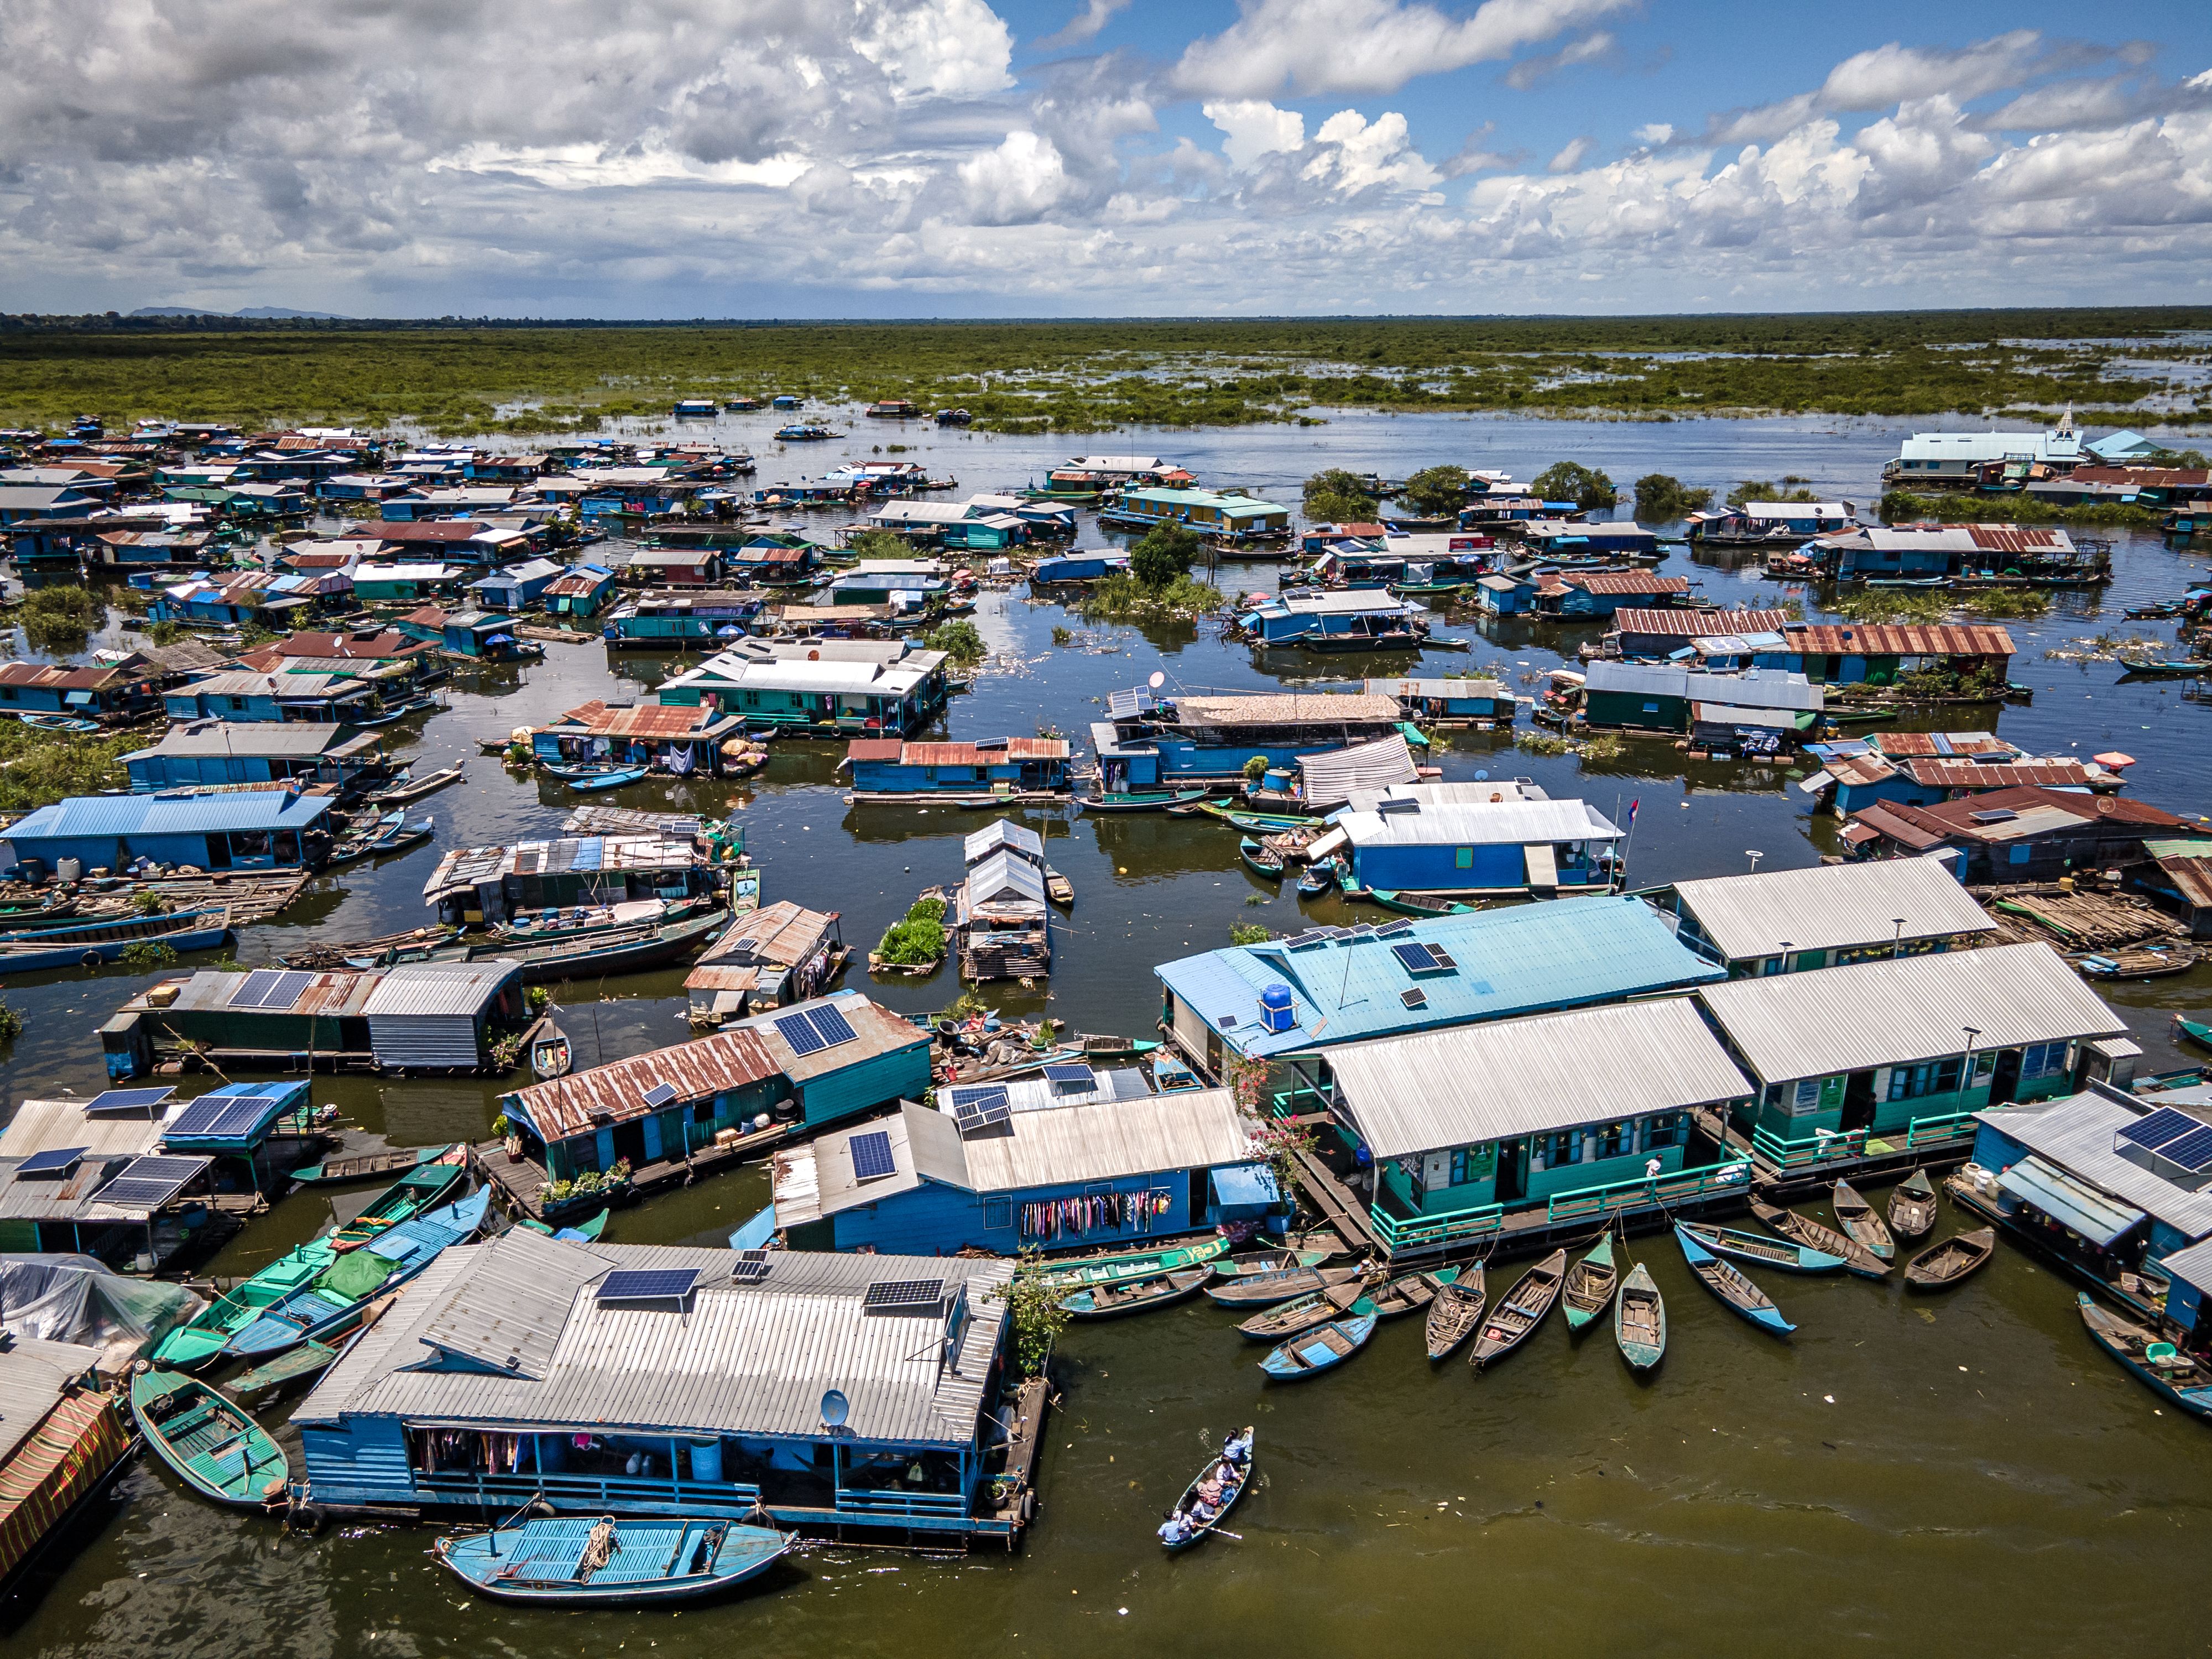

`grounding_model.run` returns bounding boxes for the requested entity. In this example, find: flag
[1627,799,1640,827]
